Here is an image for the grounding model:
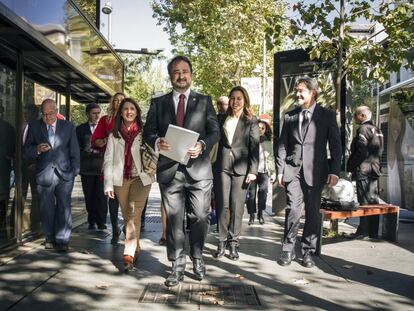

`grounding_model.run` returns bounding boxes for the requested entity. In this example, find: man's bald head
[41,99,58,125]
